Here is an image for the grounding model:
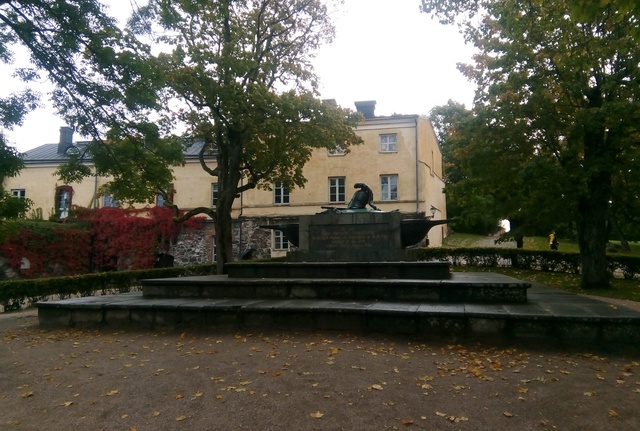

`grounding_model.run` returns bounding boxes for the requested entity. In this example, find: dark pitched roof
[21,139,212,164]
[21,141,92,164]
